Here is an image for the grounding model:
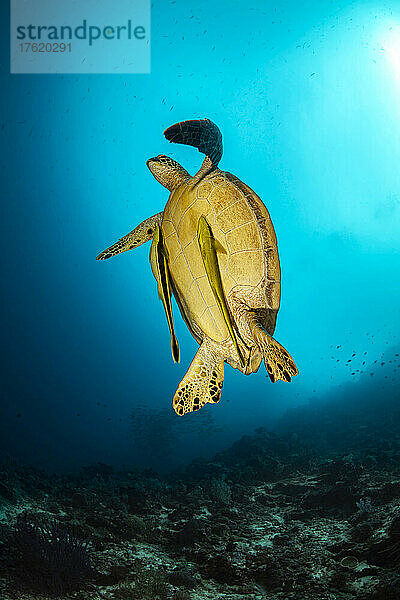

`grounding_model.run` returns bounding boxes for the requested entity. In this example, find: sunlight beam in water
[381,25,400,82]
